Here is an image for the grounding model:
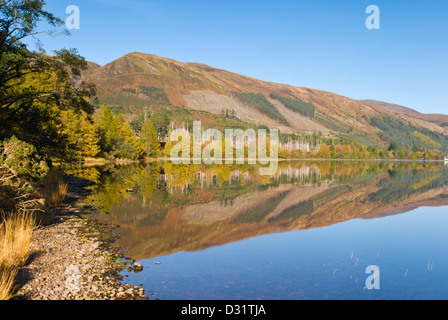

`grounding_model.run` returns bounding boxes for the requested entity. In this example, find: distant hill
[364,99,448,127]
[81,52,448,150]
